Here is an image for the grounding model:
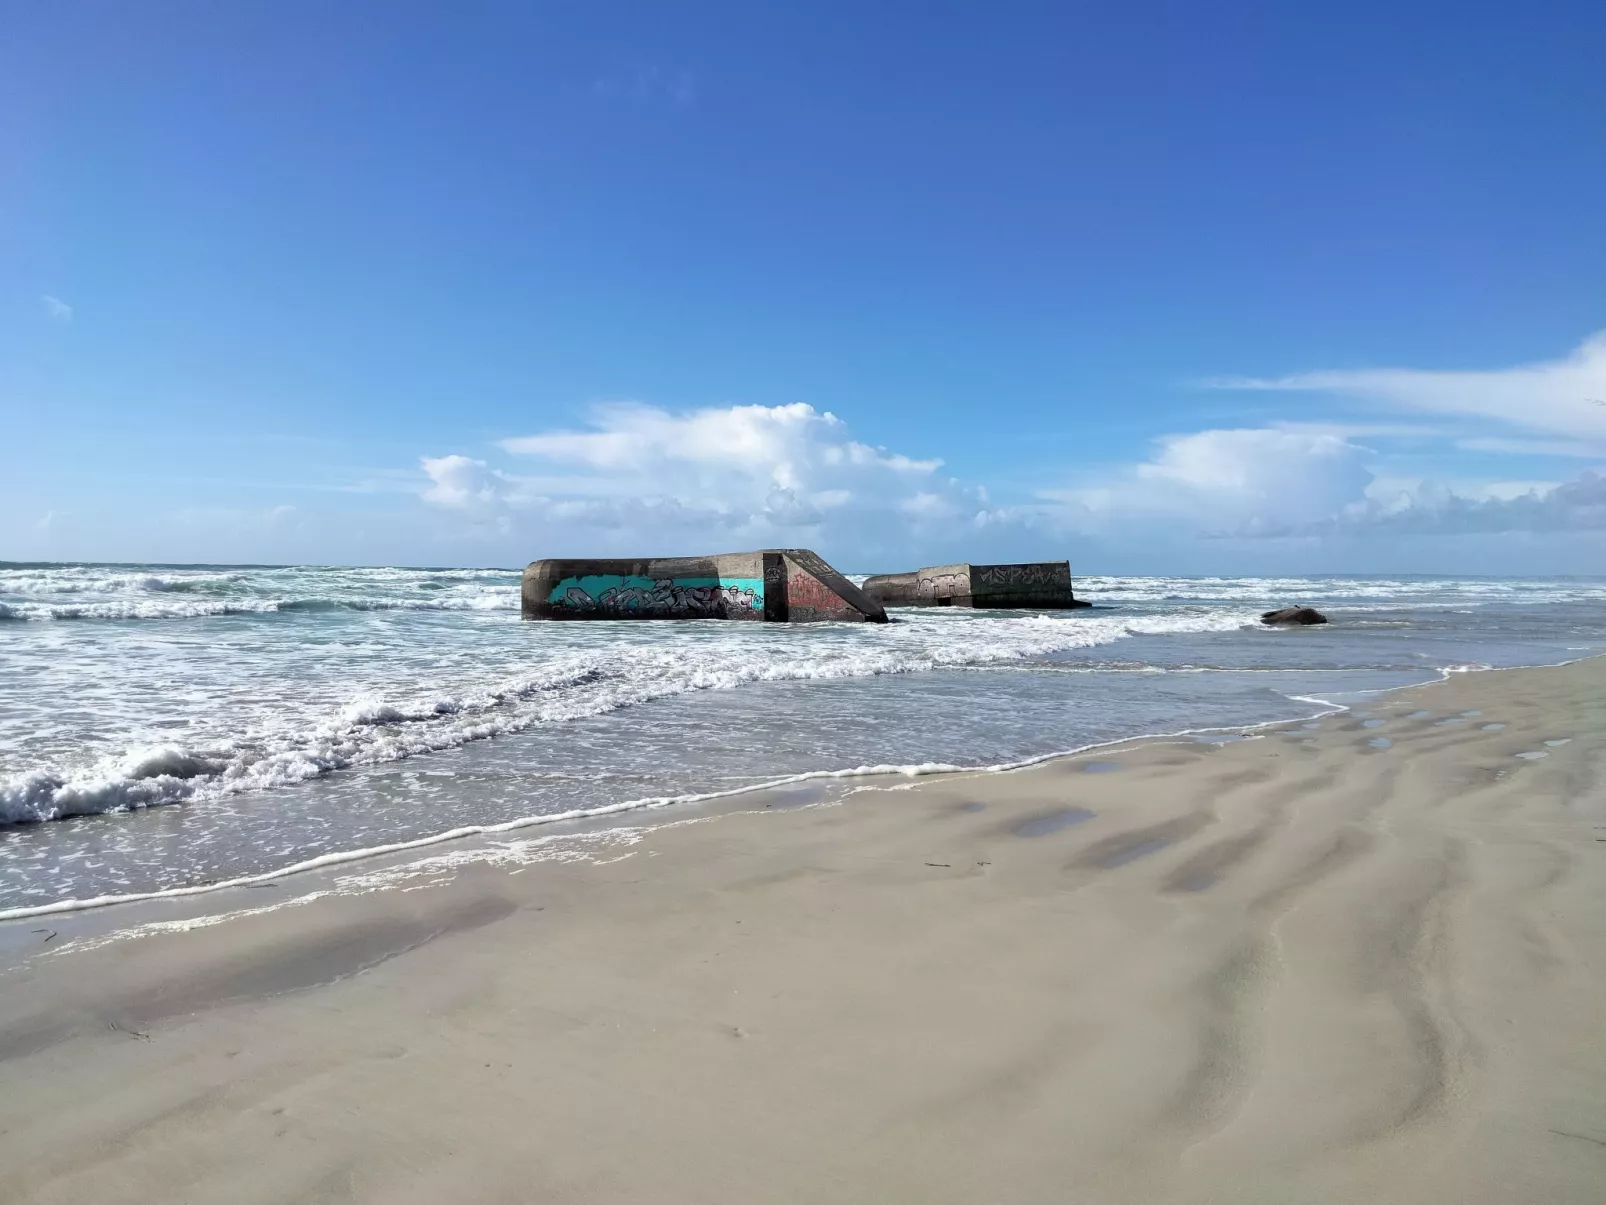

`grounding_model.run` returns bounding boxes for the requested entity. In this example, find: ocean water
[3,563,1605,915]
